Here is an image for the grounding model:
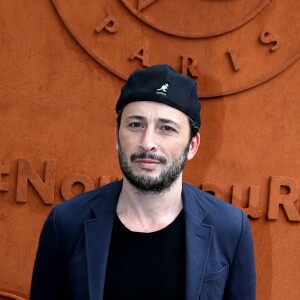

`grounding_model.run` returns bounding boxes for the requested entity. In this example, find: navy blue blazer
[30,181,256,300]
